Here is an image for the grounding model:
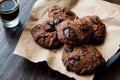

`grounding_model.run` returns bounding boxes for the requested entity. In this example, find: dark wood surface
[0,0,120,80]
